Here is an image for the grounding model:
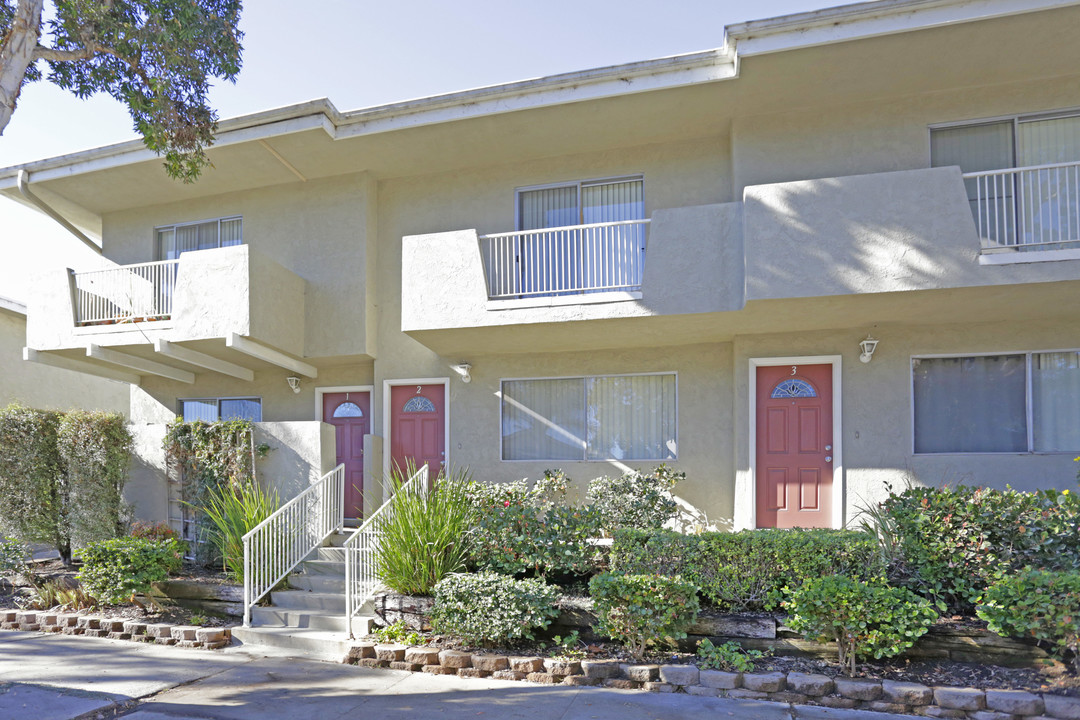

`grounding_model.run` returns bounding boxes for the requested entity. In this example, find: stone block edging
[342,643,1080,720]
[0,608,231,649]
